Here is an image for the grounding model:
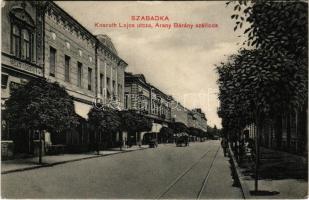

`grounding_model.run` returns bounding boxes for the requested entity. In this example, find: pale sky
[56,1,245,128]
